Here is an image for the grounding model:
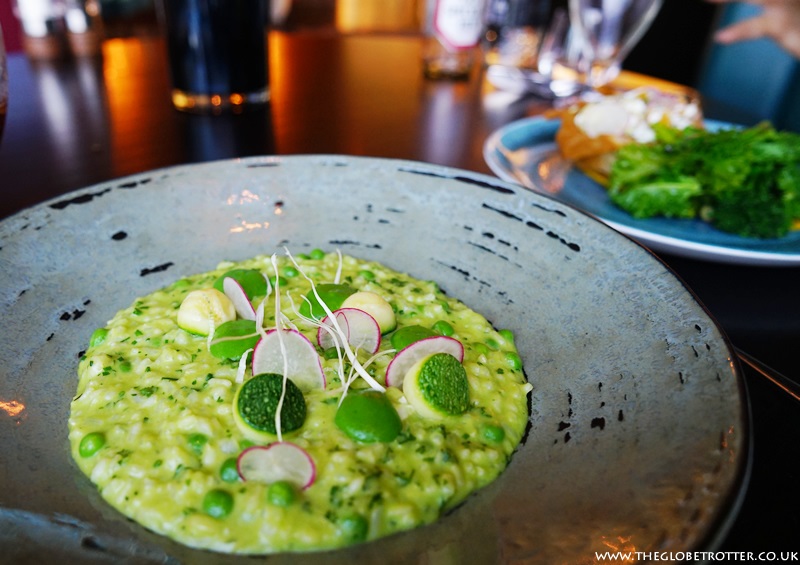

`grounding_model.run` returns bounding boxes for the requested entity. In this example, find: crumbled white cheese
[574,88,700,143]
